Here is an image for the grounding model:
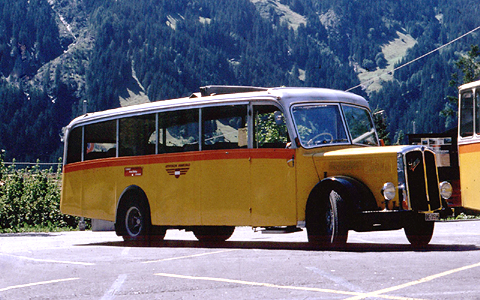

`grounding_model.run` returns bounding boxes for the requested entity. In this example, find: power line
[346,25,480,93]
